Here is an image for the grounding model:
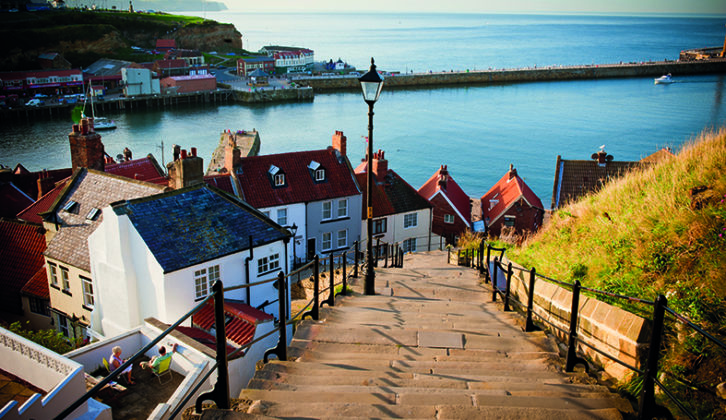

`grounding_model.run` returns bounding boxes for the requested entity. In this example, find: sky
[221,0,726,15]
